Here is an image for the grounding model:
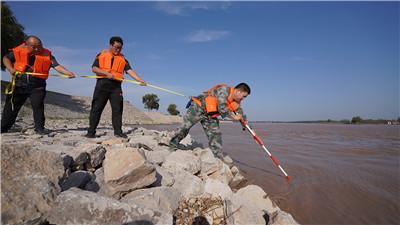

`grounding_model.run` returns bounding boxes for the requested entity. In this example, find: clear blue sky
[2,1,399,121]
